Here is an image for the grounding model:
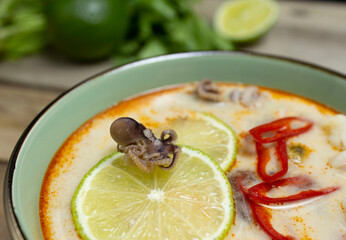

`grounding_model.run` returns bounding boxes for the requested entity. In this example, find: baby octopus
[196,79,263,107]
[110,117,181,173]
[196,79,223,102]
